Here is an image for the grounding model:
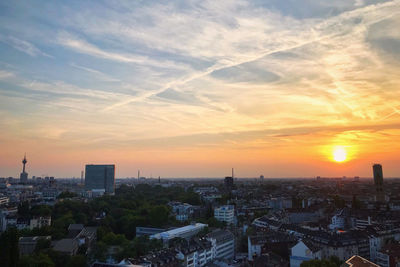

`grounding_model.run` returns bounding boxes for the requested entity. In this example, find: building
[206,229,235,260]
[20,154,28,183]
[53,238,80,255]
[369,226,400,263]
[290,240,322,267]
[373,164,385,202]
[214,205,235,225]
[329,208,349,230]
[29,216,51,229]
[224,176,234,189]
[150,223,207,242]
[342,255,379,267]
[175,238,214,267]
[19,236,51,255]
[169,202,194,222]
[136,227,166,237]
[376,243,400,267]
[68,224,84,238]
[268,198,292,210]
[0,195,9,206]
[85,164,115,194]
[248,233,297,262]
